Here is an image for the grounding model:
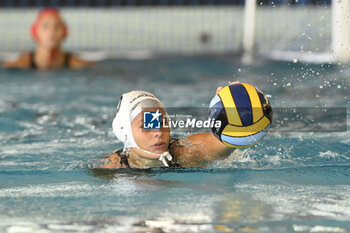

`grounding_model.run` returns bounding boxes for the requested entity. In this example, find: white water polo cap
[112,91,173,166]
